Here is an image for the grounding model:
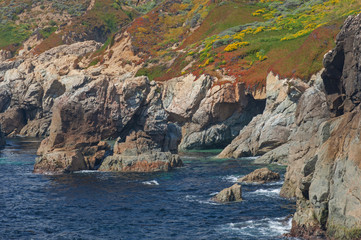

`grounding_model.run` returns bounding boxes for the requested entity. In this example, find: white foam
[221,175,242,183]
[73,170,99,173]
[142,180,159,185]
[240,156,260,160]
[218,217,292,237]
[265,180,284,186]
[185,195,220,205]
[209,192,219,196]
[253,188,281,195]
